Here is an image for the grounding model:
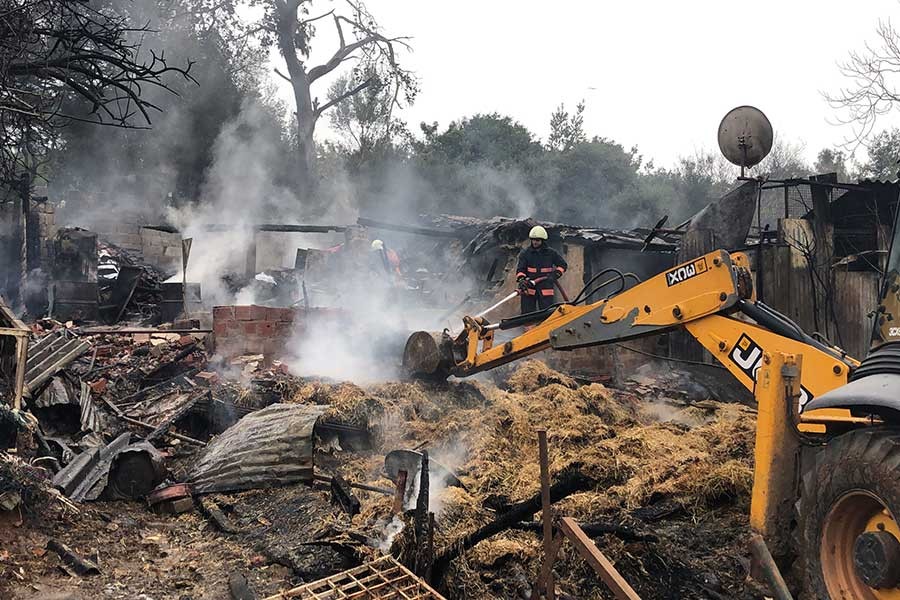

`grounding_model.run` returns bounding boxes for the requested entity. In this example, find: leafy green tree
[814,148,851,182]
[326,69,408,168]
[417,114,542,166]
[859,128,900,180]
[547,101,586,152]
